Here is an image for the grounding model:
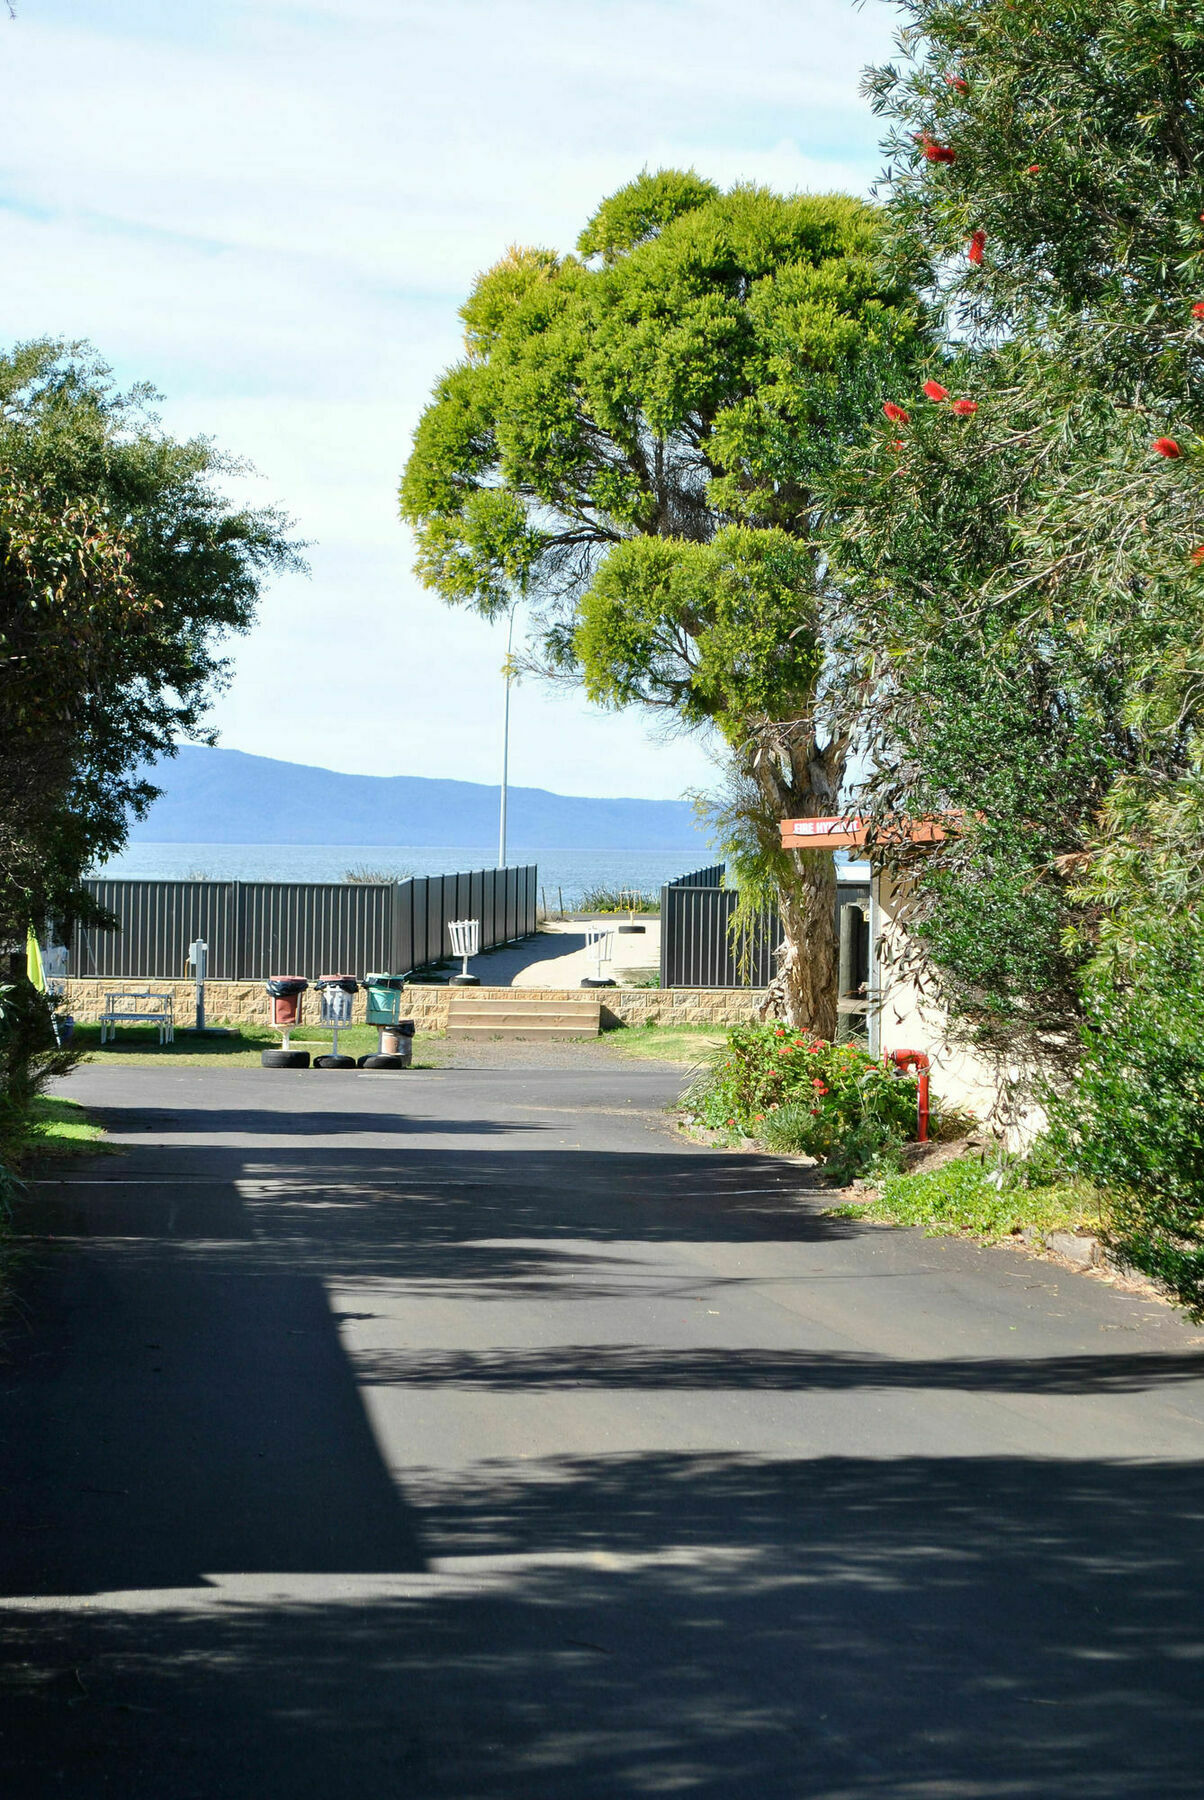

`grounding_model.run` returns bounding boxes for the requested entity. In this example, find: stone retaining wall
[60,979,766,1032]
